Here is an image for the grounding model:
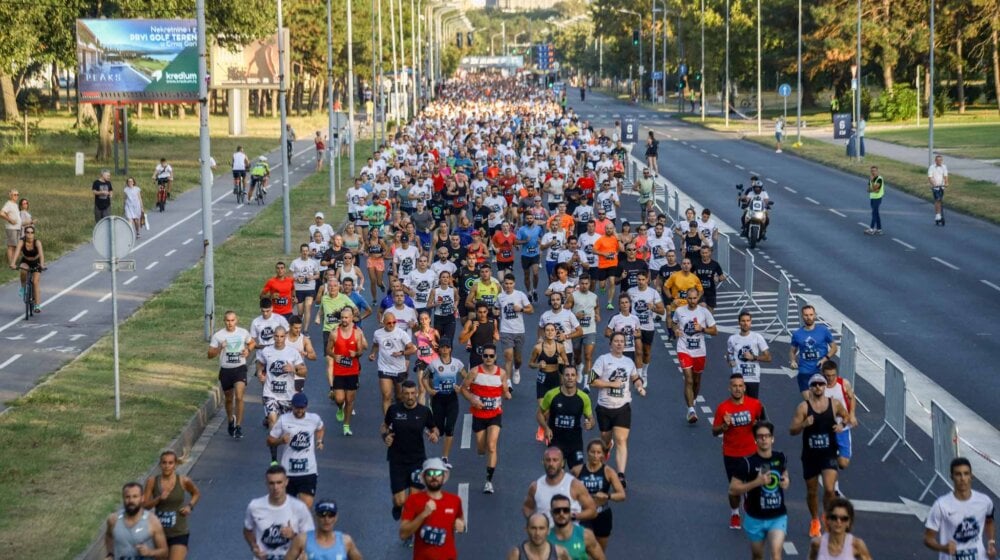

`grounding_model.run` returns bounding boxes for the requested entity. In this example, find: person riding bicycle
[11,226,45,313]
[153,158,173,211]
[739,177,772,238]
[248,156,271,202]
